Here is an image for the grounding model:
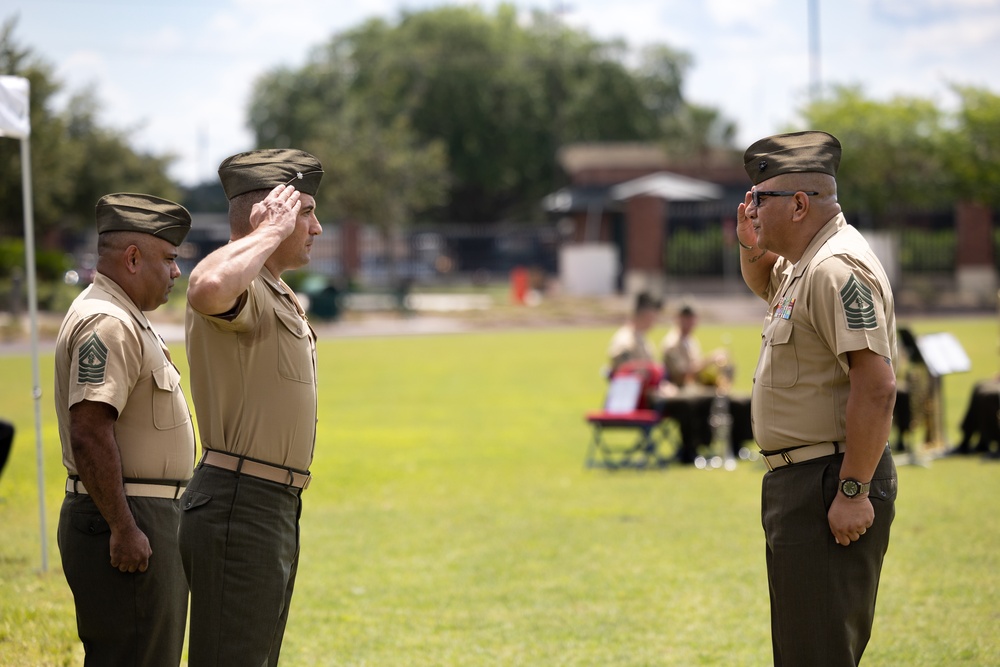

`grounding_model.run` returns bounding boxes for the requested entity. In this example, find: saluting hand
[110,523,152,574]
[736,194,758,247]
[828,492,875,547]
[249,183,302,241]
